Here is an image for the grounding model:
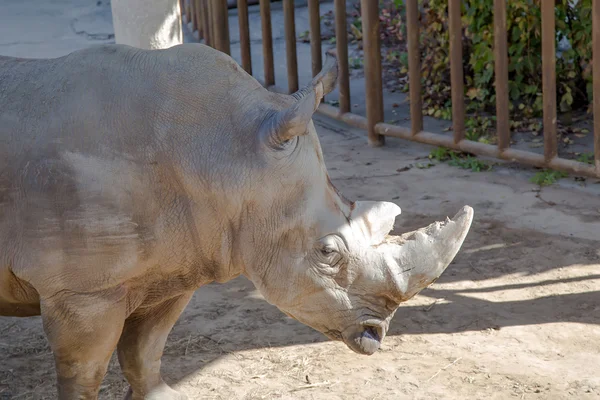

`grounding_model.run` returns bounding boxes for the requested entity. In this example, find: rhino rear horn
[269,52,338,144]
